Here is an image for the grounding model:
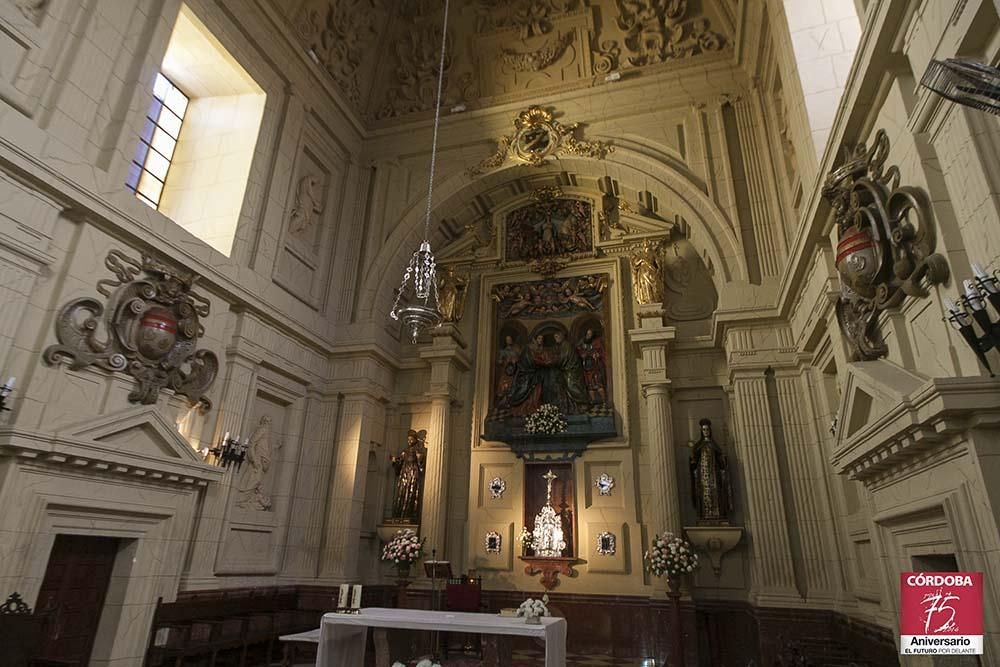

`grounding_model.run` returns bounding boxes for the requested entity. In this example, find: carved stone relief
[500,32,575,72]
[614,0,724,68]
[237,416,282,511]
[288,174,325,239]
[43,250,219,406]
[12,0,46,23]
[473,0,580,38]
[295,0,387,104]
